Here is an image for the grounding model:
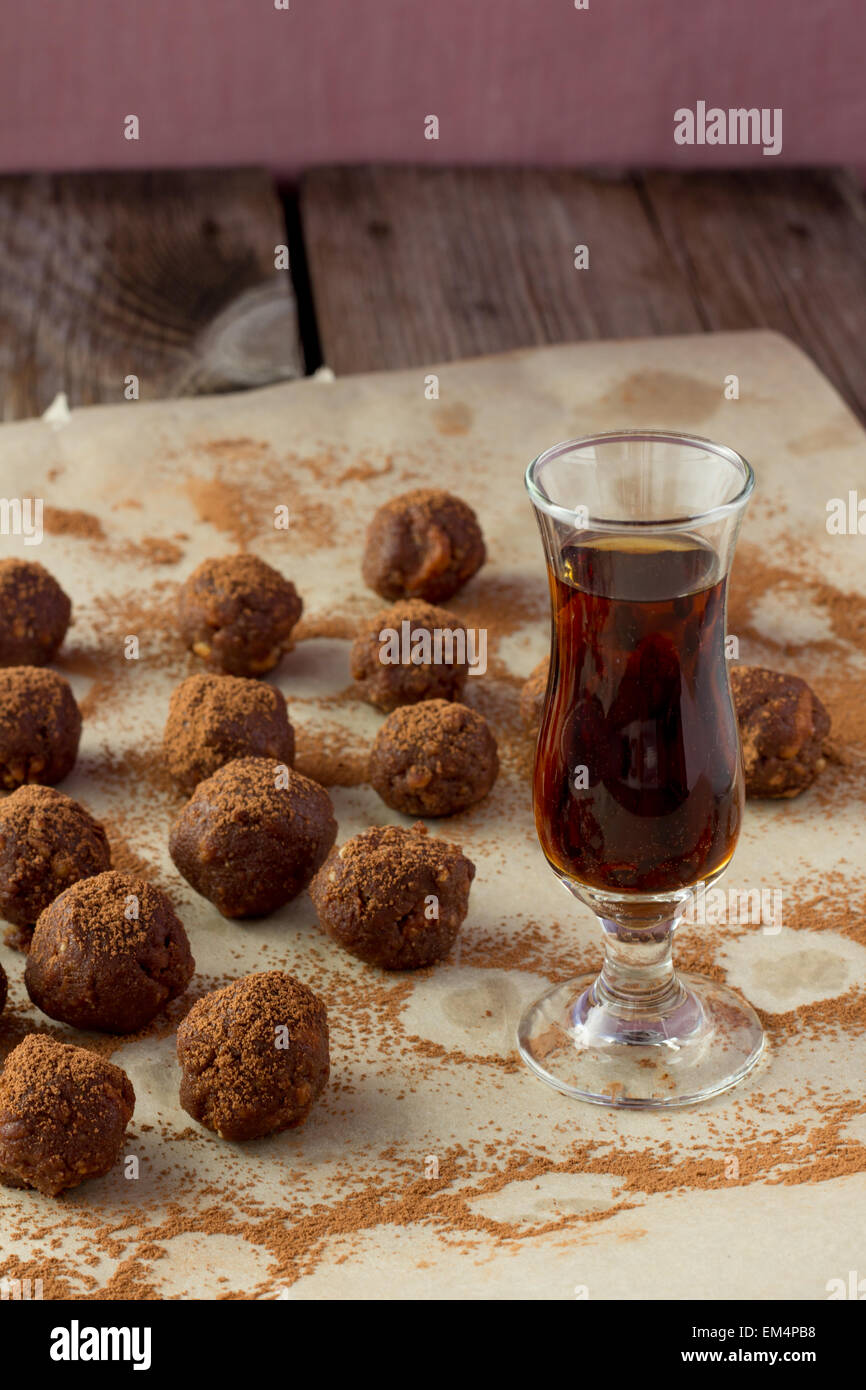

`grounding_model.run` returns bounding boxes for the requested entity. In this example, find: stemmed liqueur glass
[518,431,764,1108]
